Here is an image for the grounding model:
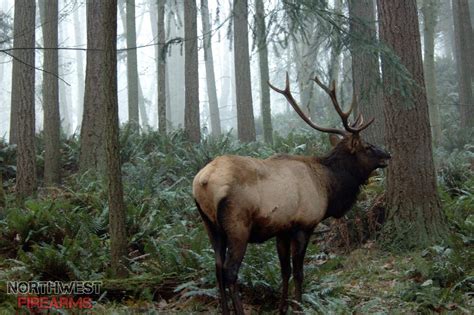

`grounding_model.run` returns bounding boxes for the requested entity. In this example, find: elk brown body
[193,73,391,314]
